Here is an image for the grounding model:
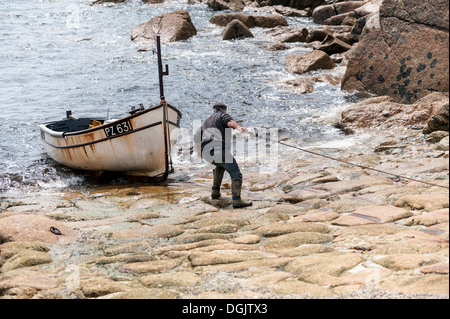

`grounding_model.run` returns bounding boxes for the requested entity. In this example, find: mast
[156,35,172,177]
[156,35,169,100]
